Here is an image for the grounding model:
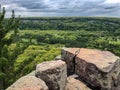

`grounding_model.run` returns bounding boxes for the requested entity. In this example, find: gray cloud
[0,0,120,17]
